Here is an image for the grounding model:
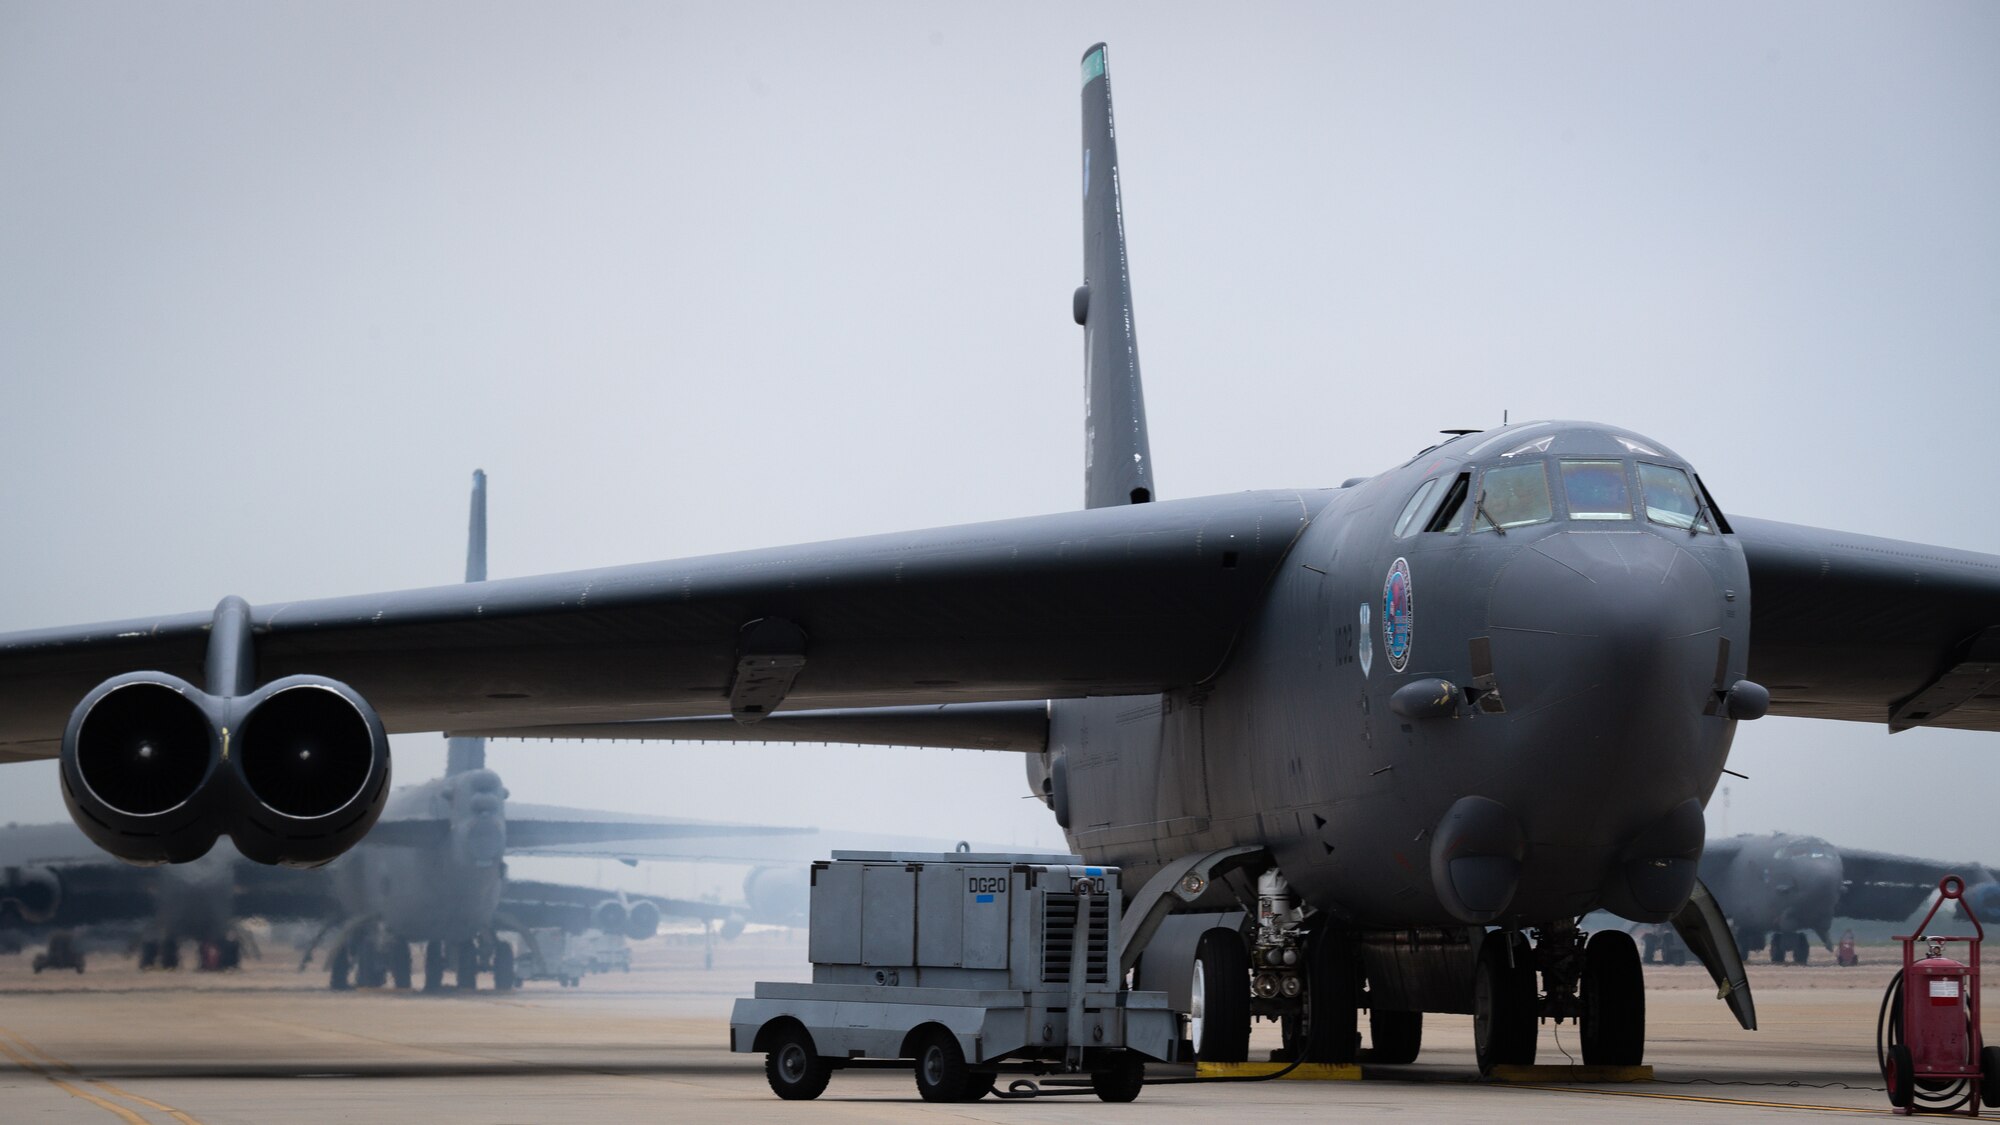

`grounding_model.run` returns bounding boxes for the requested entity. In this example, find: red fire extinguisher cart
[1878,875,2000,1115]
